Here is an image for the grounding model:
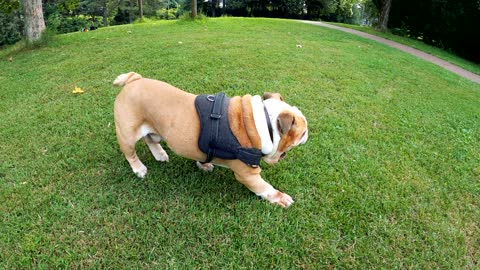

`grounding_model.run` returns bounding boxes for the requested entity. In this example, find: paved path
[299,20,480,84]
